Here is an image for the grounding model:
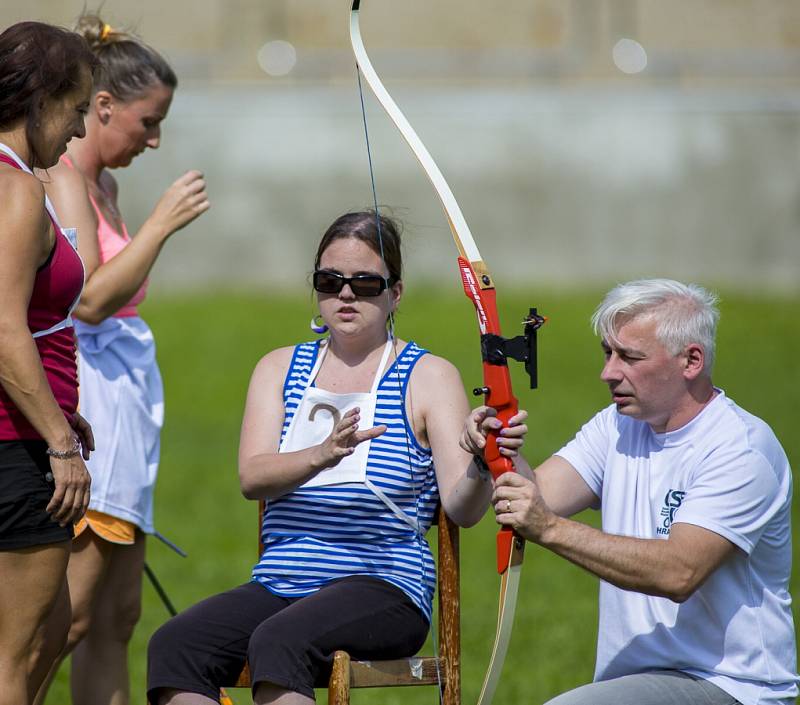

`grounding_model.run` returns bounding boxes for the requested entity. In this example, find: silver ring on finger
[505,499,511,512]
